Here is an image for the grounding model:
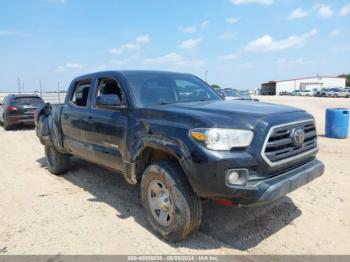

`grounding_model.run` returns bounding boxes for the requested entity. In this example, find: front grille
[262,120,317,166]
